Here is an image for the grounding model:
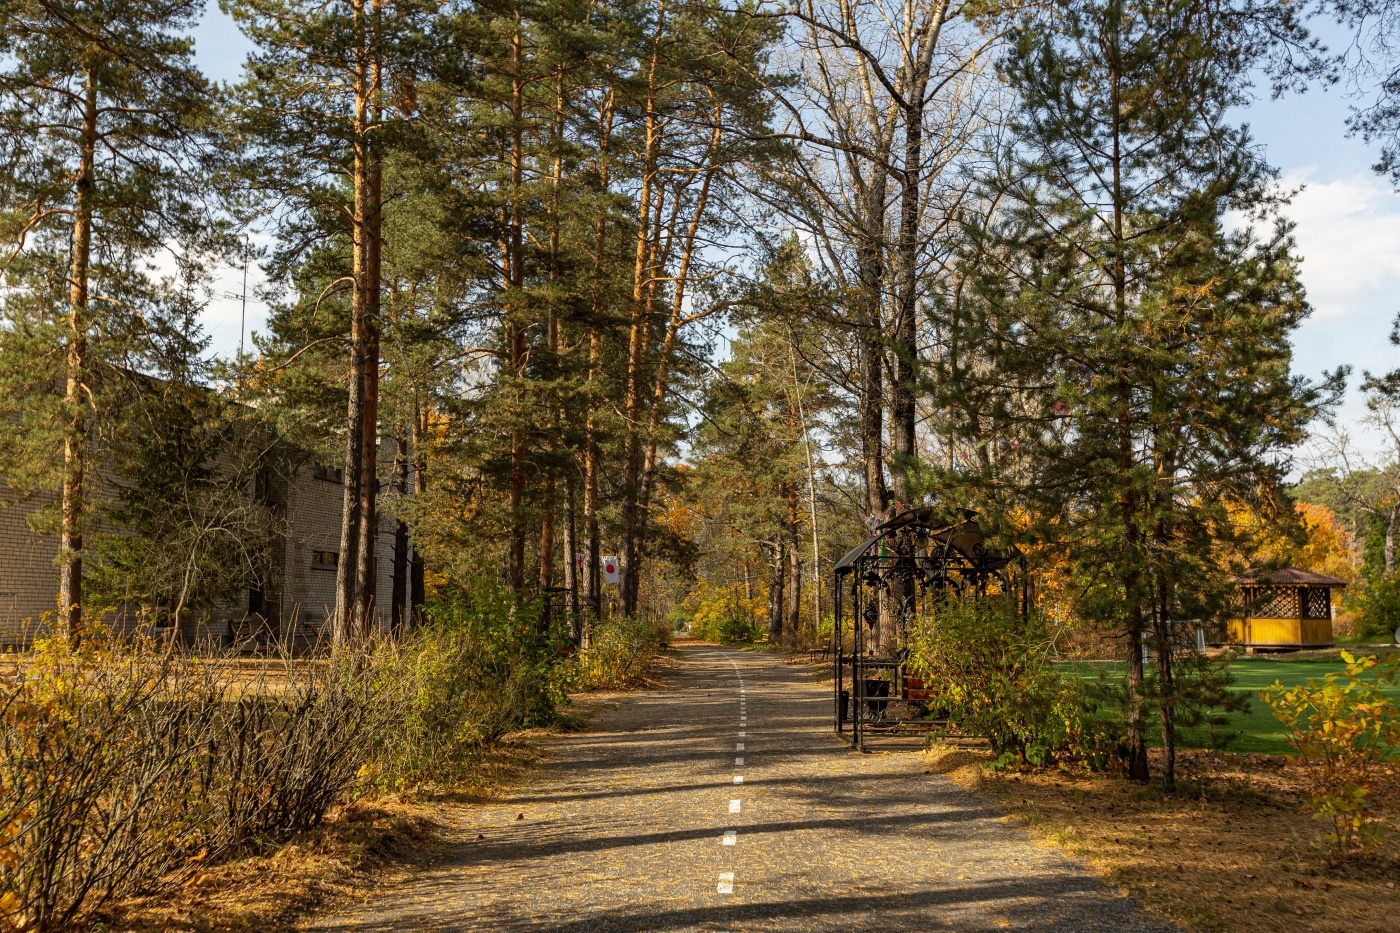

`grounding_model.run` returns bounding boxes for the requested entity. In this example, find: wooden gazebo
[1228,567,1349,651]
